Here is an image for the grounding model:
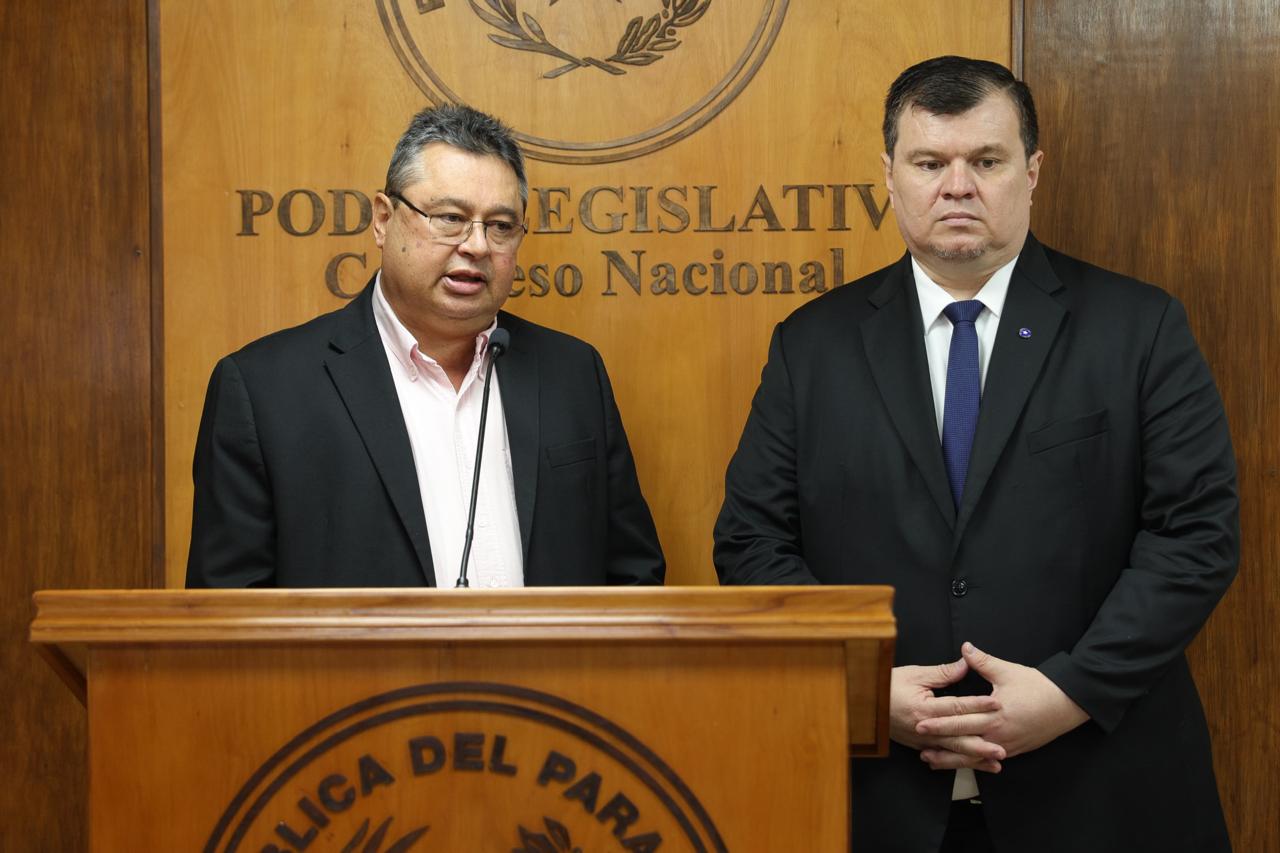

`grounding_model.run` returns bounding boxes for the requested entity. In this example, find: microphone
[456,327,510,588]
